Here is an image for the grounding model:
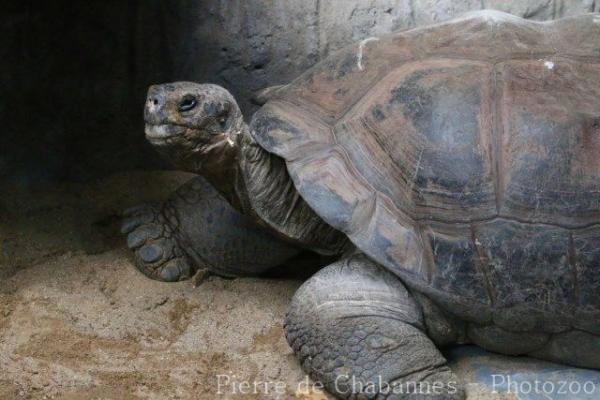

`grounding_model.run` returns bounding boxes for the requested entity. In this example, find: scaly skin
[122,176,301,281]
[285,255,465,399]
